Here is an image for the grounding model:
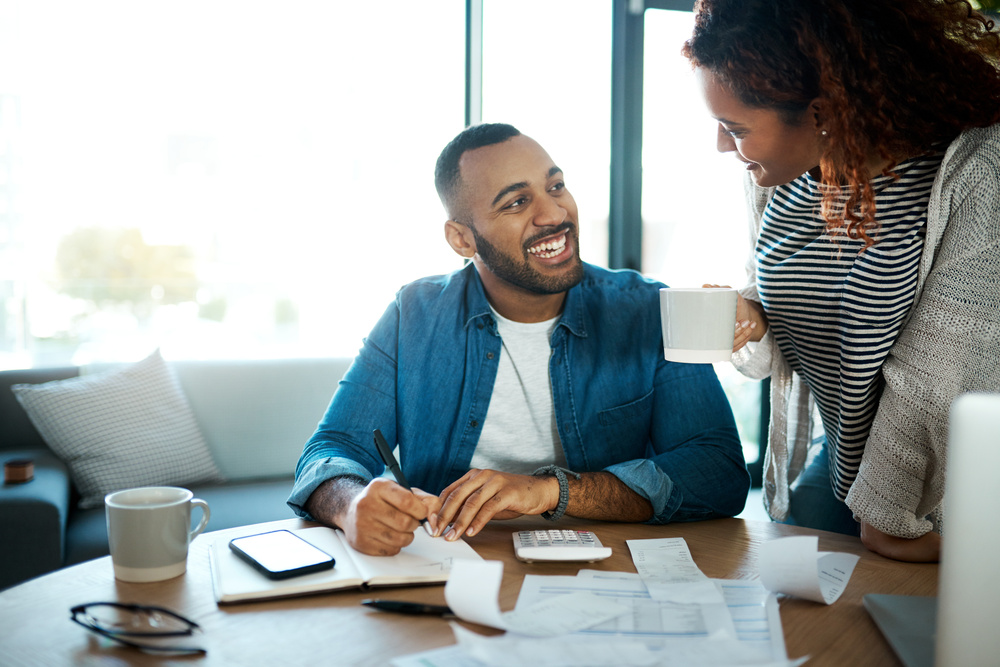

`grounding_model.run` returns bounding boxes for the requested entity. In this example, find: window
[641,12,747,288]
[641,8,762,467]
[2,1,762,472]
[481,0,611,267]
[0,0,465,368]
